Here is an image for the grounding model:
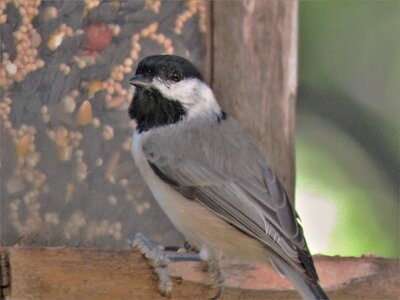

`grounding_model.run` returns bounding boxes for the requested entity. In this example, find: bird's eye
[170,71,182,82]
